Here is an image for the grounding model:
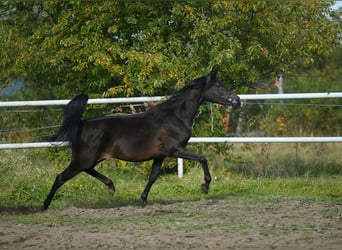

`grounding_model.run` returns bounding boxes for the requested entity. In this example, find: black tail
[50,94,89,146]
